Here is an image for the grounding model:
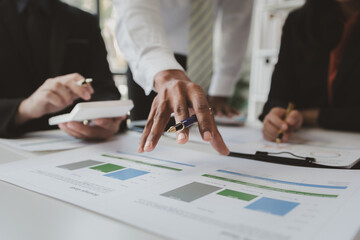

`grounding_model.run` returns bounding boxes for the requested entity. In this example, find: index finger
[286,110,302,126]
[171,84,190,144]
[267,108,287,130]
[64,74,93,100]
[188,85,229,155]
